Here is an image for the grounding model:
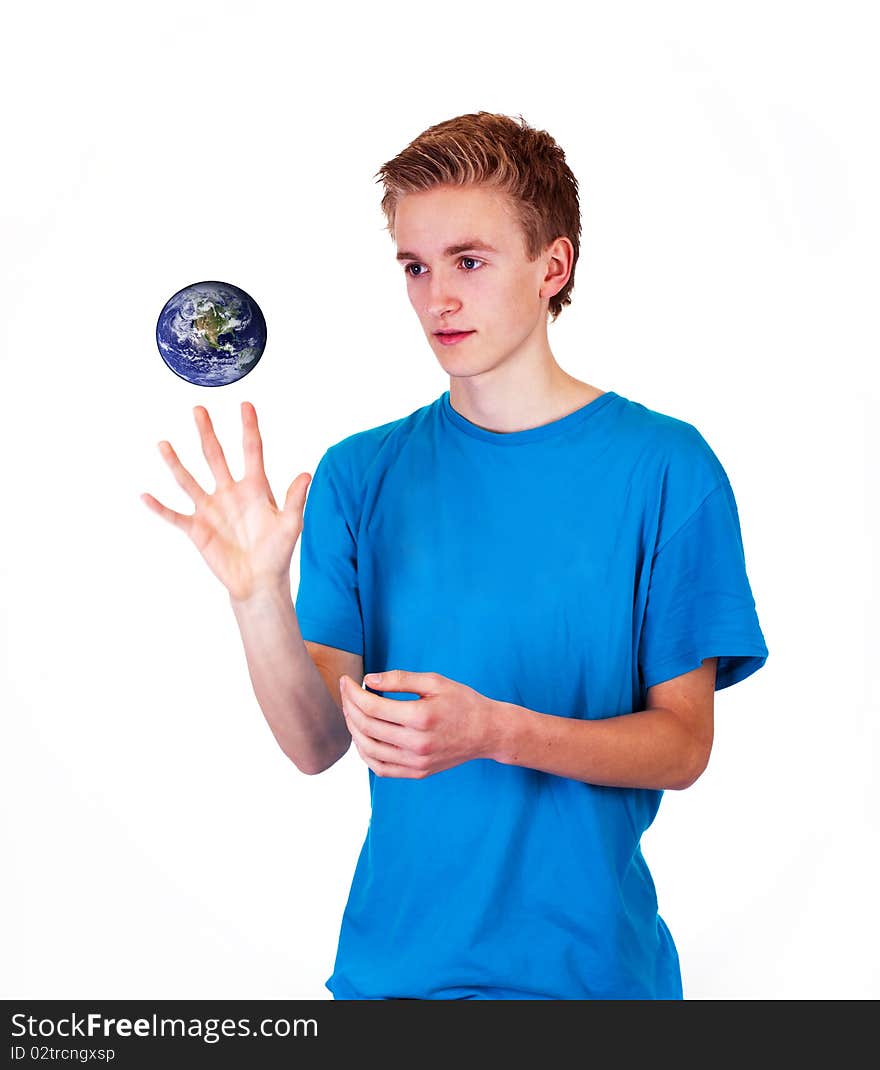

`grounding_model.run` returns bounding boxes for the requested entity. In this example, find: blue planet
[156,280,267,386]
